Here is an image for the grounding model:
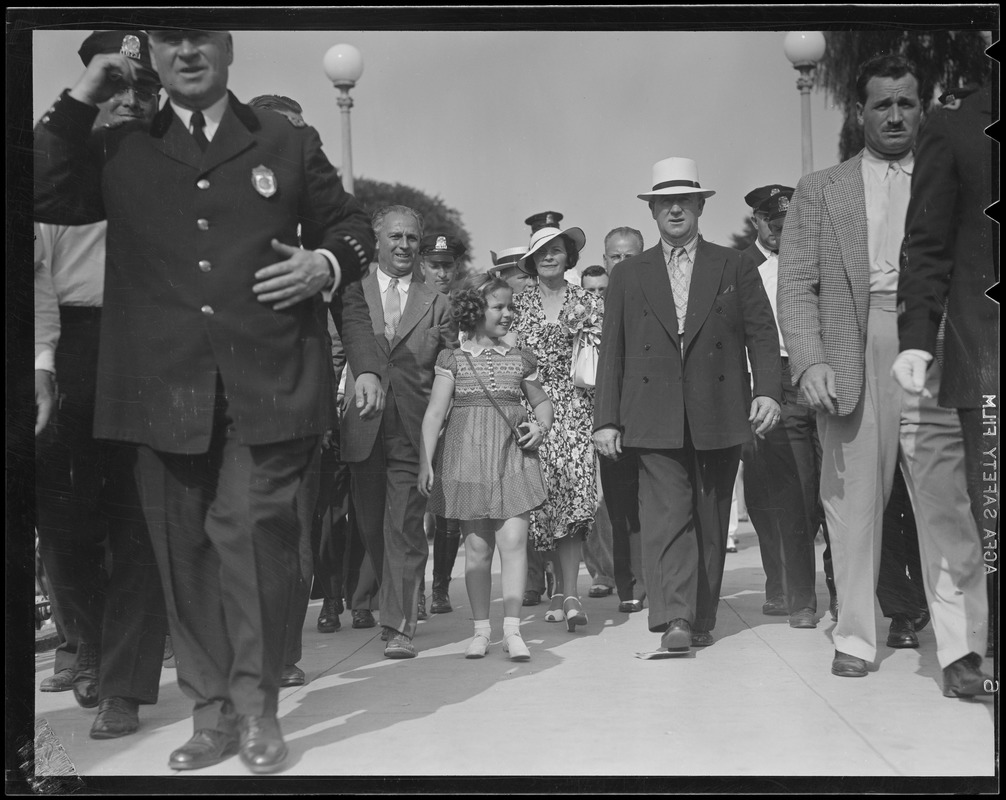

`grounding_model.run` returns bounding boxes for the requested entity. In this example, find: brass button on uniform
[197,218,210,231]
[644,344,651,350]
[196,179,210,190]
[201,305,214,315]
[642,377,649,383]
[716,341,723,349]
[198,260,212,272]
